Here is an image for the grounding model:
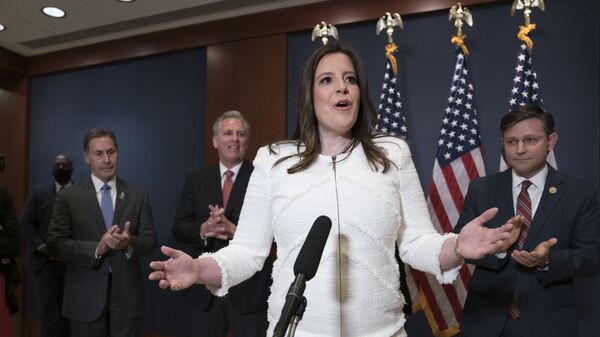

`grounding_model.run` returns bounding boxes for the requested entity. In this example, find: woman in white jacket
[150,44,515,337]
